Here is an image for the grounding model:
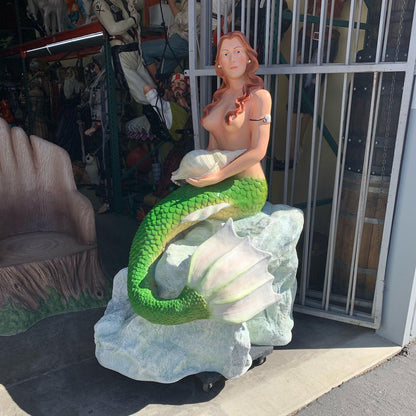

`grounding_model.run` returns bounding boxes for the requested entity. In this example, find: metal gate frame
[186,0,416,328]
